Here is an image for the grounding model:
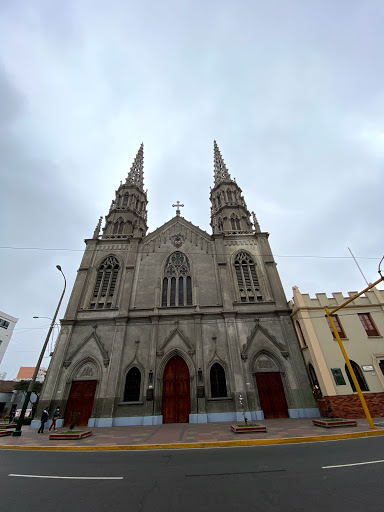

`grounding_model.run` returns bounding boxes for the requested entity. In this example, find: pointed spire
[213,140,232,186]
[126,143,144,190]
[93,216,103,239]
